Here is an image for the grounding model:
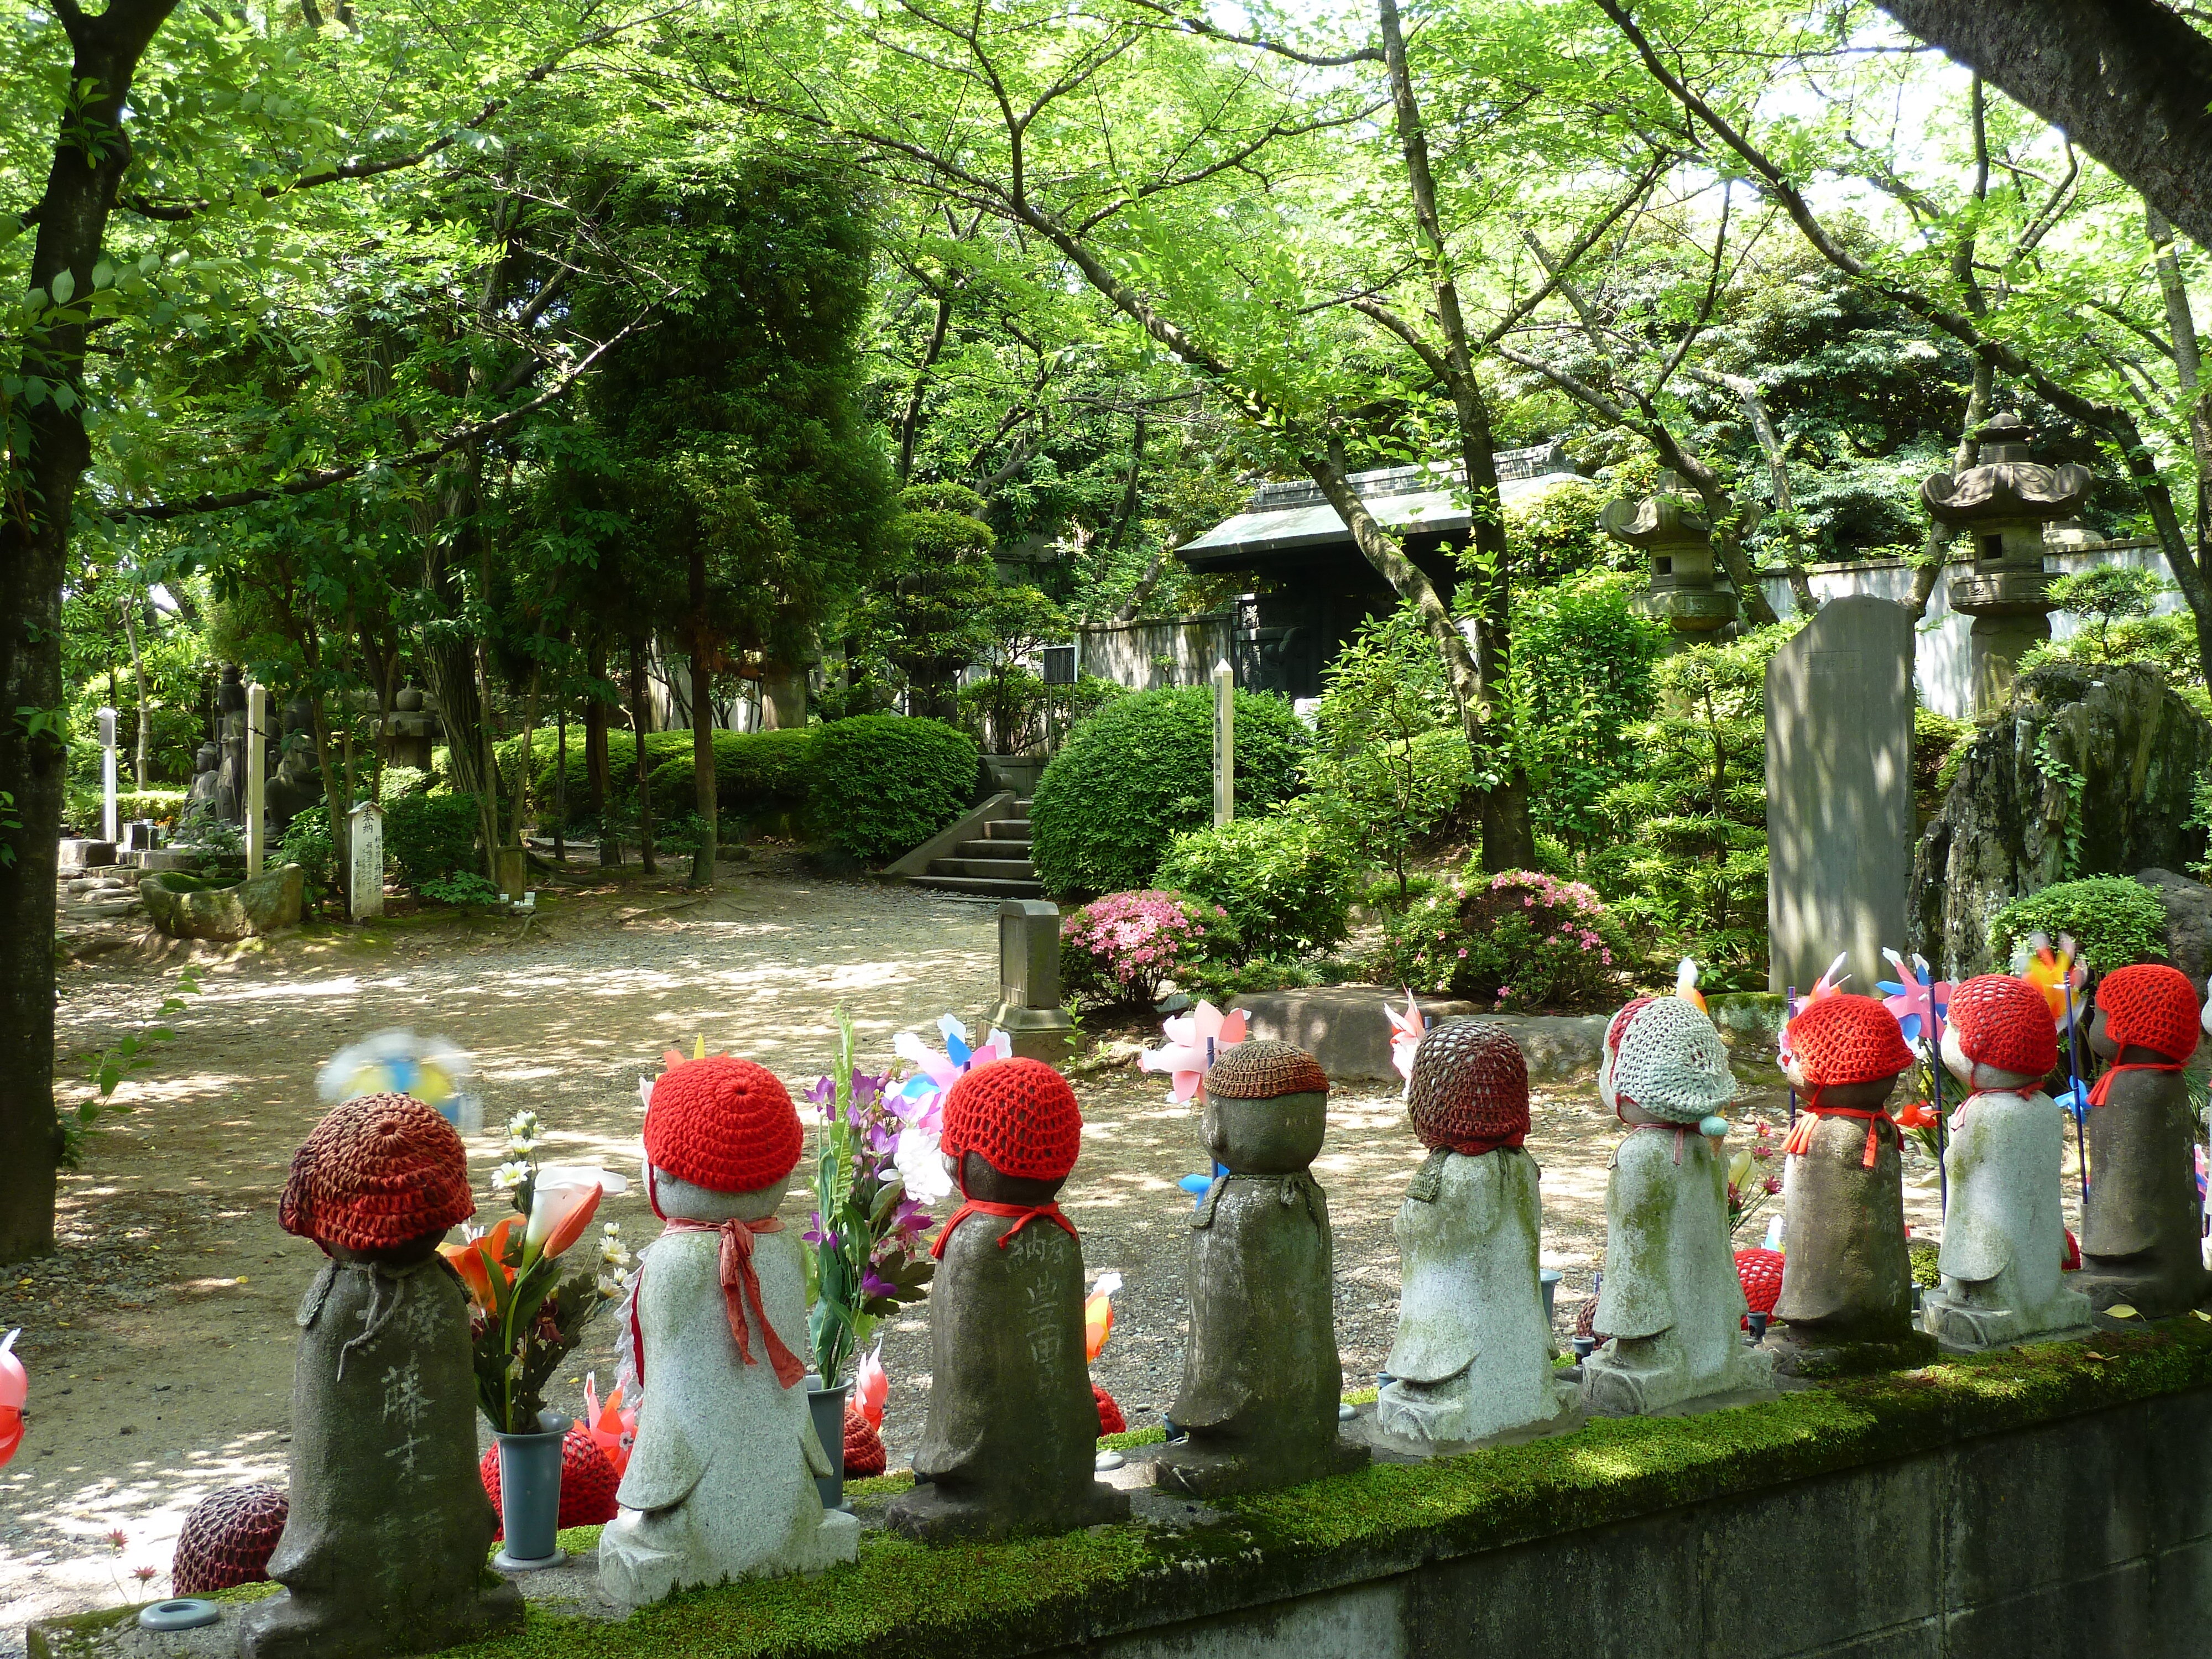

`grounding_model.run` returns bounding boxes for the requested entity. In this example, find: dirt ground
[0,854,1961,1641]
